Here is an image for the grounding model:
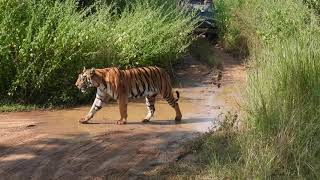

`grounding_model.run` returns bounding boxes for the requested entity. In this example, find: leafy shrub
[214,0,249,57]
[189,38,221,67]
[109,0,195,67]
[0,0,195,105]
